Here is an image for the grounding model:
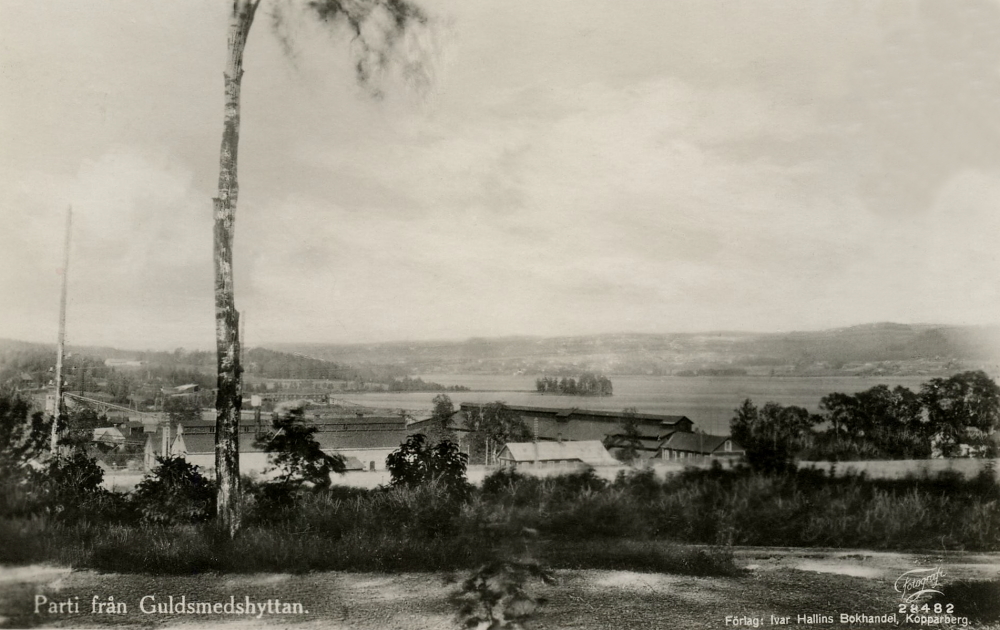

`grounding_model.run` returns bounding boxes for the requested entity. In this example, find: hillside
[273,324,1000,377]
[4,324,998,388]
